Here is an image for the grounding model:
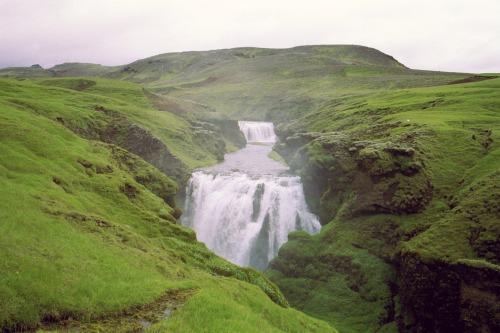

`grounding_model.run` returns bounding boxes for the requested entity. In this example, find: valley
[0,45,498,332]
